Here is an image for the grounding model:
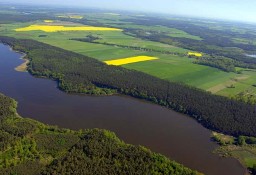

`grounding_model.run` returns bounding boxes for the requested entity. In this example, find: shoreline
[8,45,29,72]
[15,56,29,72]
